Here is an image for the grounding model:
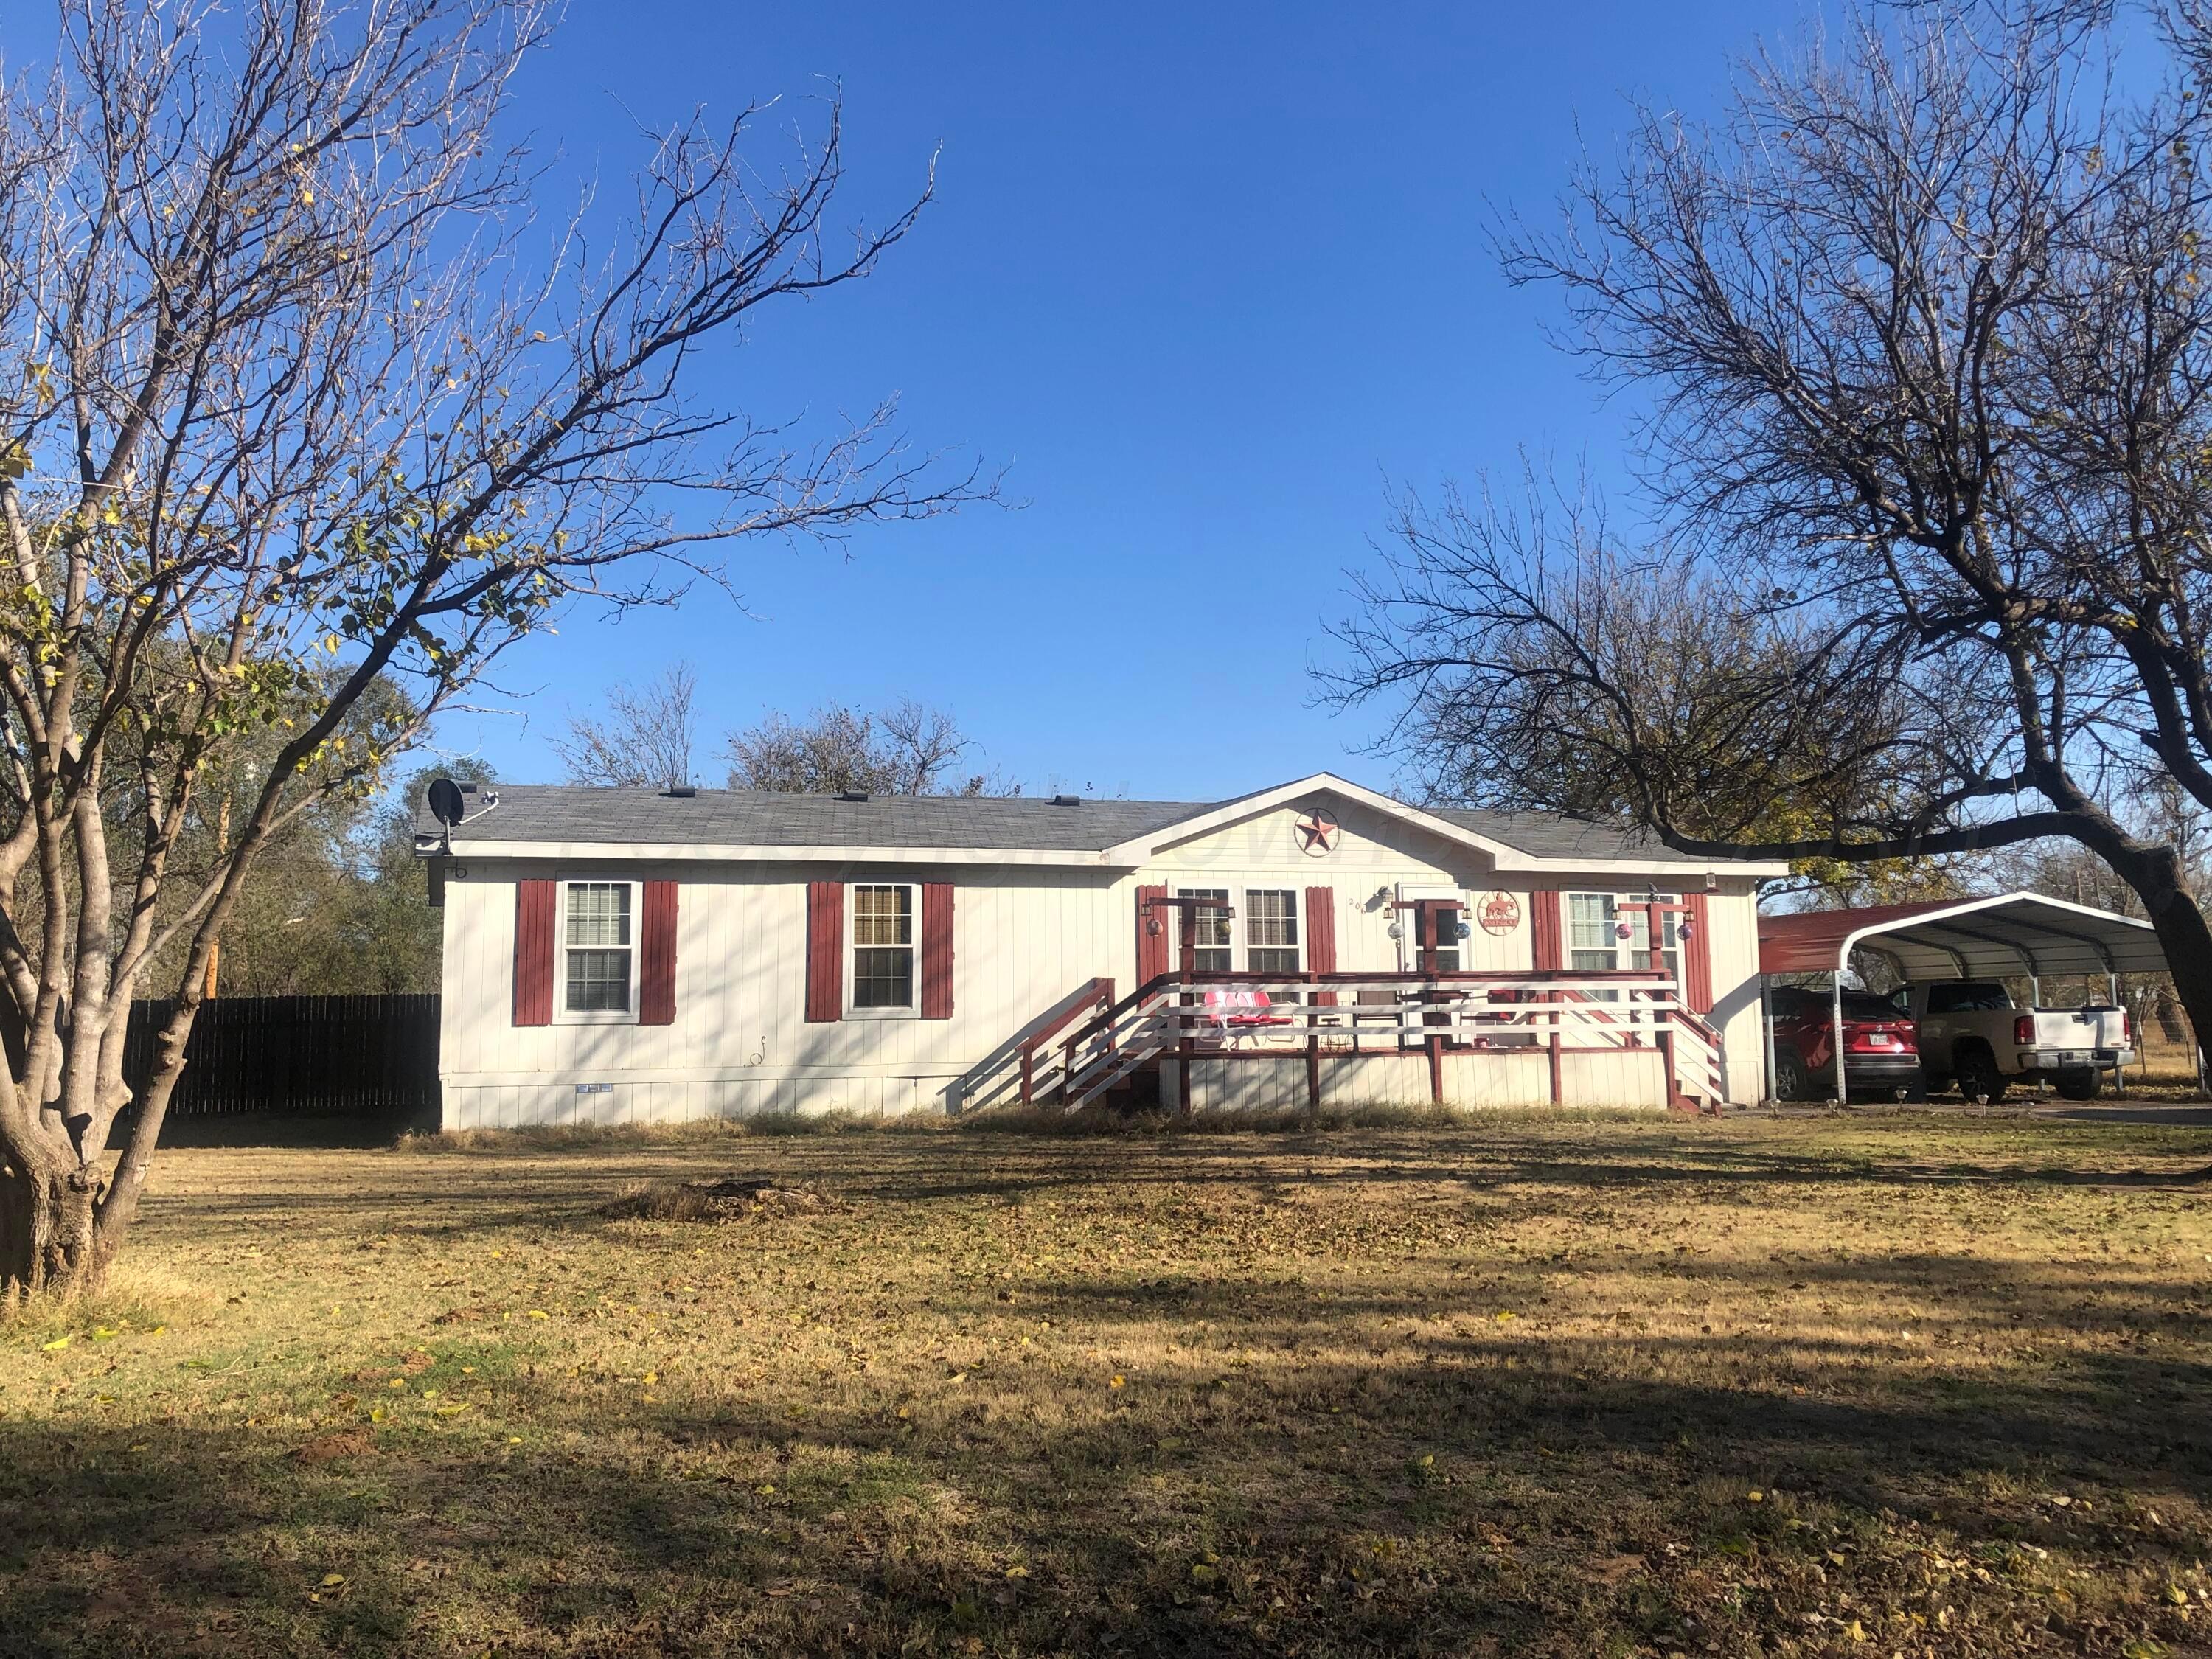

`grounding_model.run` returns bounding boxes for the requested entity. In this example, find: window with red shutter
[1135,884,1168,986]
[1304,885,1338,1006]
[1531,889,1563,973]
[639,880,678,1025]
[805,882,843,1022]
[1683,891,1715,1014]
[513,879,554,1026]
[920,883,954,1019]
